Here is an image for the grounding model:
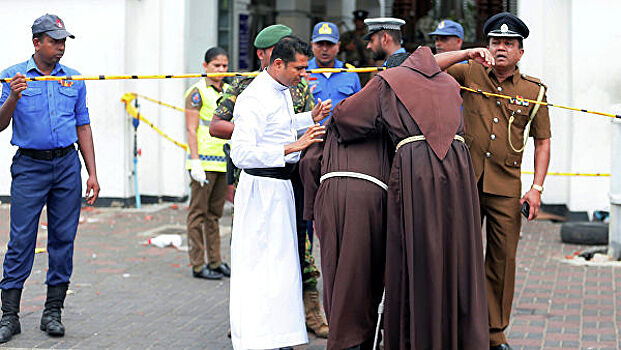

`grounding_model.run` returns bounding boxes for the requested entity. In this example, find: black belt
[19,145,75,161]
[244,163,296,180]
